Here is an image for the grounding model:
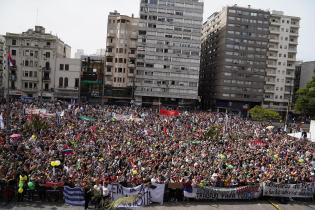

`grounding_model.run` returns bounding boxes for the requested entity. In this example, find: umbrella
[10,134,21,138]
[266,126,274,130]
